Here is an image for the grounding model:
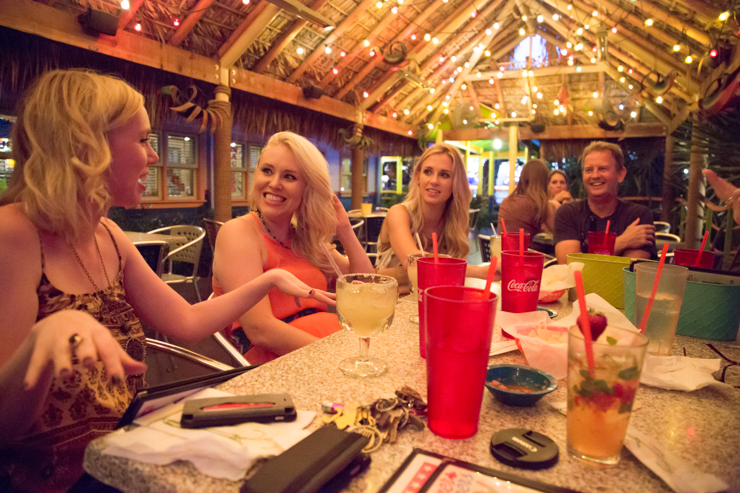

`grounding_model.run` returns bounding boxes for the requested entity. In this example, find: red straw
[694,231,709,267]
[432,232,439,262]
[605,220,610,235]
[500,217,508,235]
[638,243,670,334]
[574,271,595,378]
[483,257,498,300]
[519,228,525,262]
